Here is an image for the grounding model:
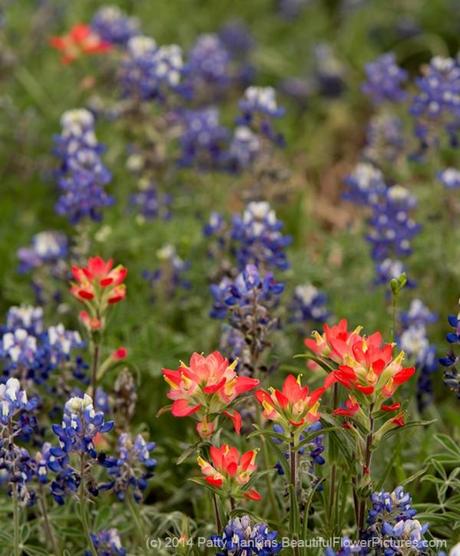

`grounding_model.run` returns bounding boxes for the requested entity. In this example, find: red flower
[391,414,405,427]
[255,374,324,428]
[162,352,259,438]
[381,402,401,412]
[71,256,127,306]
[112,347,128,361]
[197,444,260,501]
[305,319,363,364]
[322,330,415,400]
[50,24,112,64]
[333,396,360,417]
